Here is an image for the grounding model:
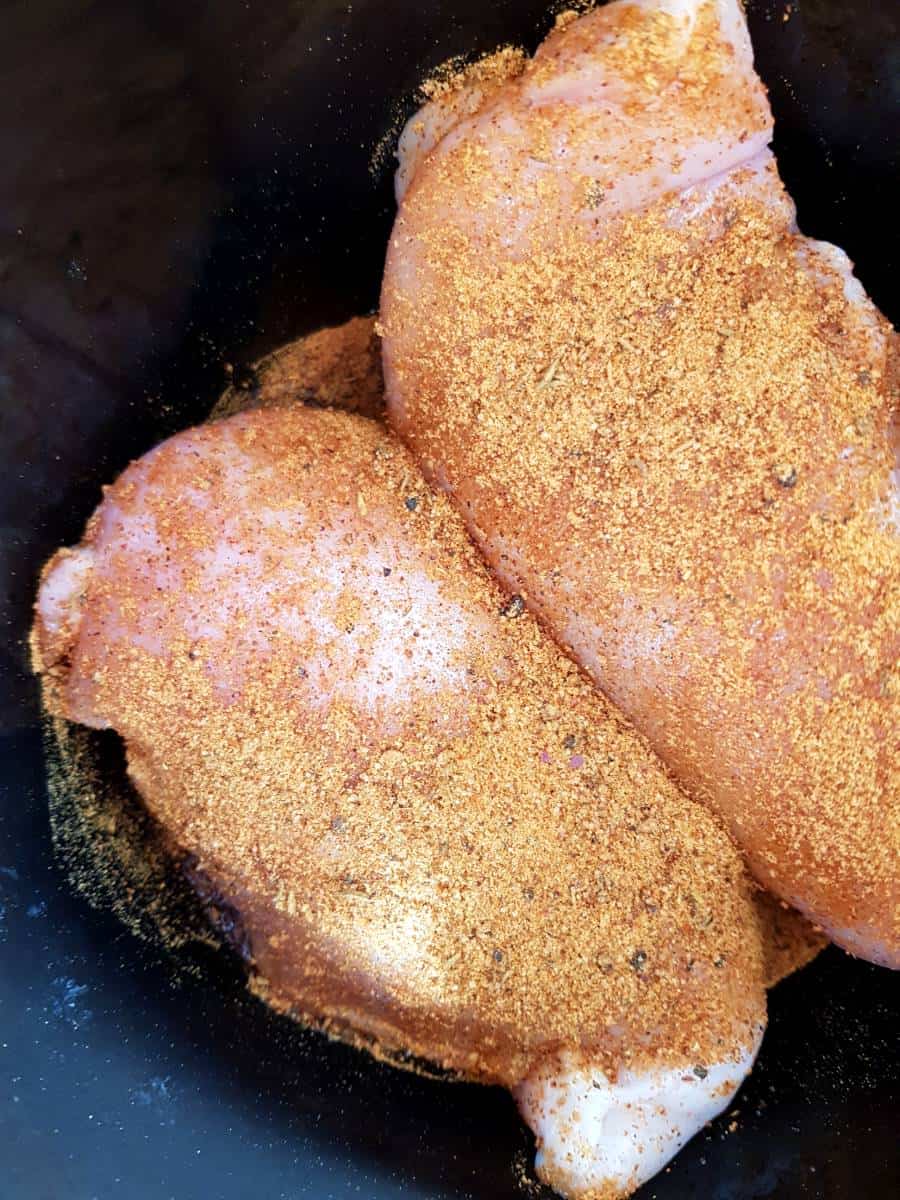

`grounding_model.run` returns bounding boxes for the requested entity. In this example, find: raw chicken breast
[33,405,767,1199]
[381,0,899,964]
